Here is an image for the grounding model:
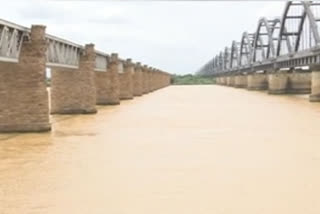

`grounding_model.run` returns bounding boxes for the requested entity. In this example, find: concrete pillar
[0,25,50,132]
[51,44,97,114]
[268,72,288,94]
[287,71,311,94]
[133,62,143,96]
[247,73,268,90]
[104,53,120,105]
[234,75,247,88]
[310,71,320,102]
[120,58,134,100]
[95,56,109,105]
